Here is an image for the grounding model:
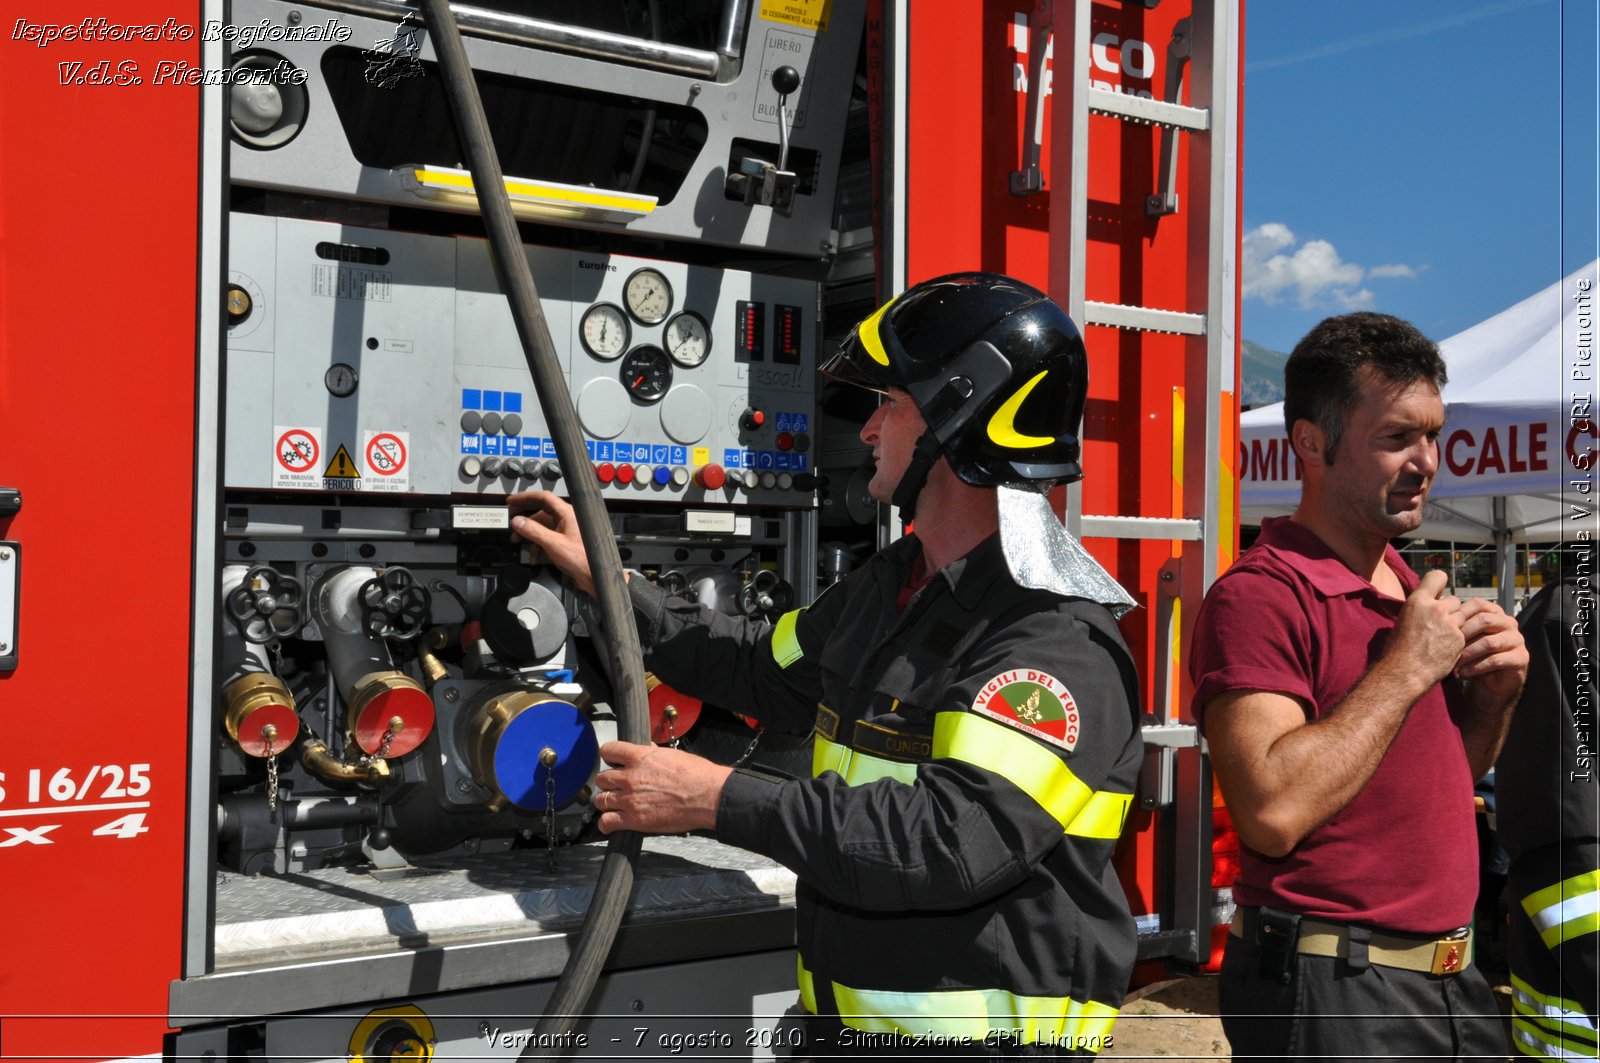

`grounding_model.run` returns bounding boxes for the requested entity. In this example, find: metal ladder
[1013,0,1242,967]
